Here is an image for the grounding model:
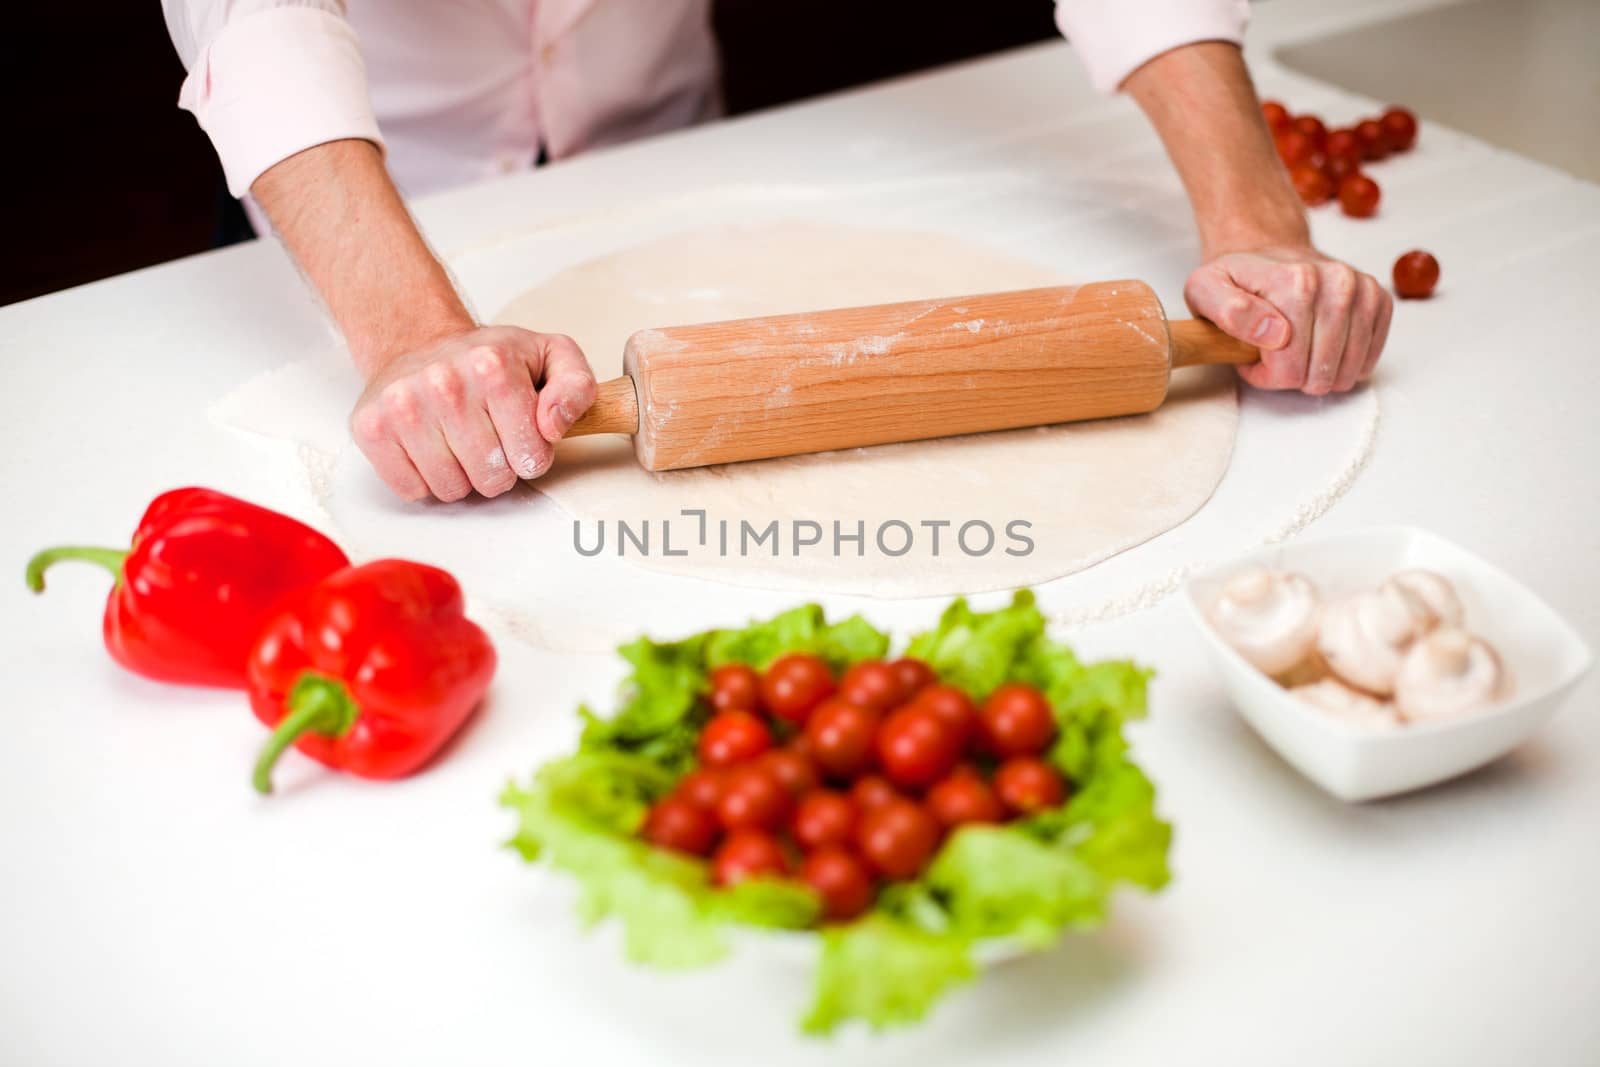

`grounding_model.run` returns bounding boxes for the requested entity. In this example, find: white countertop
[3,1,1598,1063]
